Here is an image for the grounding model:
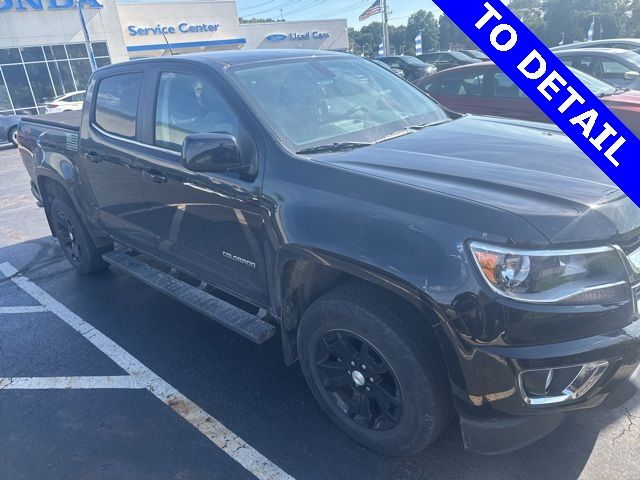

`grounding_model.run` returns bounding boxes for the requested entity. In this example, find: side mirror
[181,133,248,173]
[624,71,640,81]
